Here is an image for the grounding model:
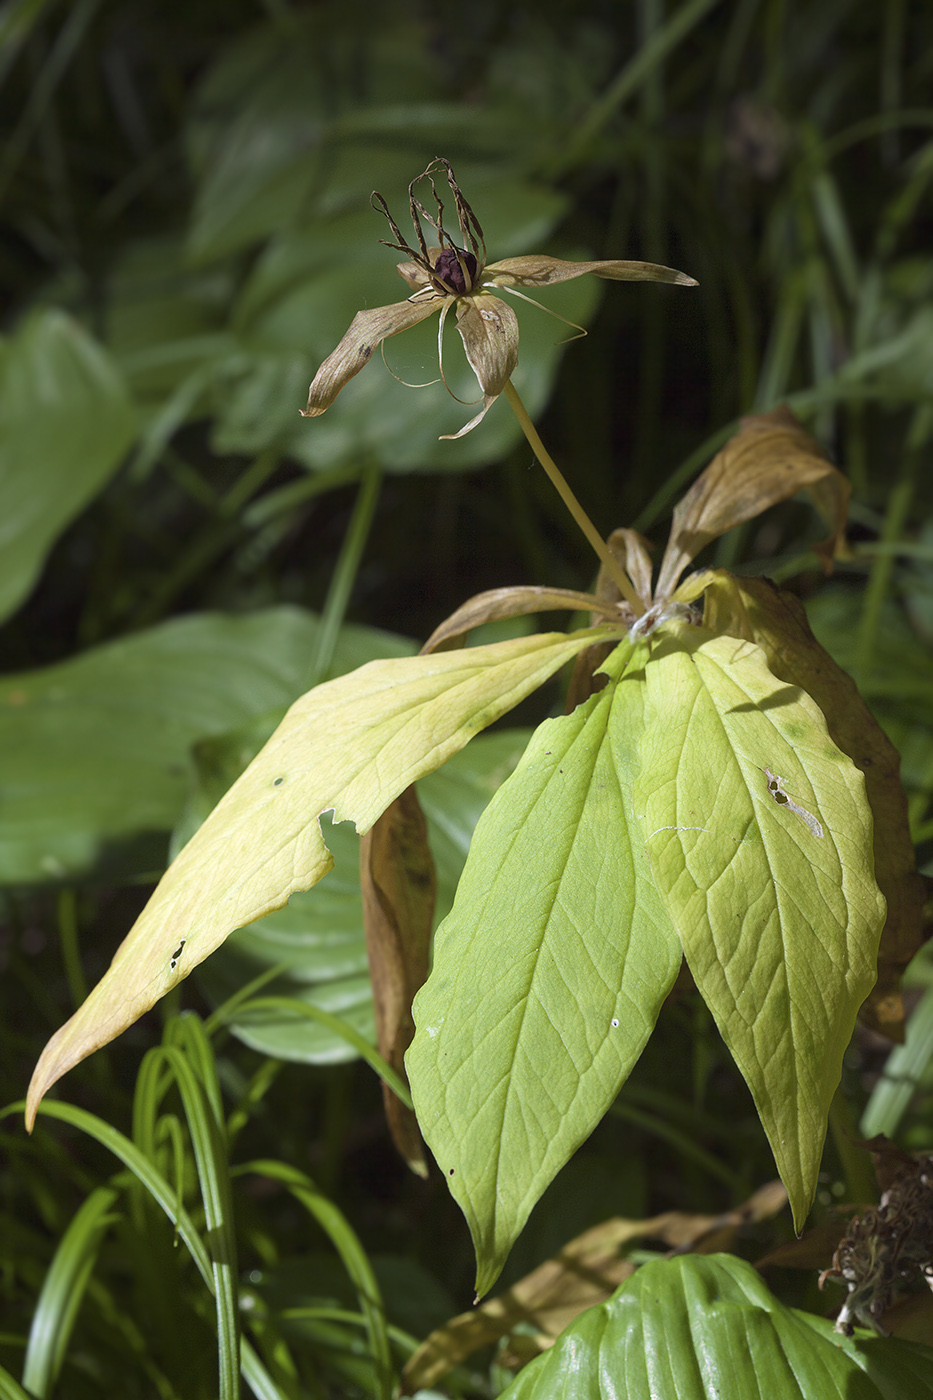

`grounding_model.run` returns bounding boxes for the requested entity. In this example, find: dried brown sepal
[399,1182,786,1395]
[359,785,436,1177]
[485,254,698,289]
[437,295,521,440]
[301,300,439,416]
[698,571,924,1039]
[657,406,850,601]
